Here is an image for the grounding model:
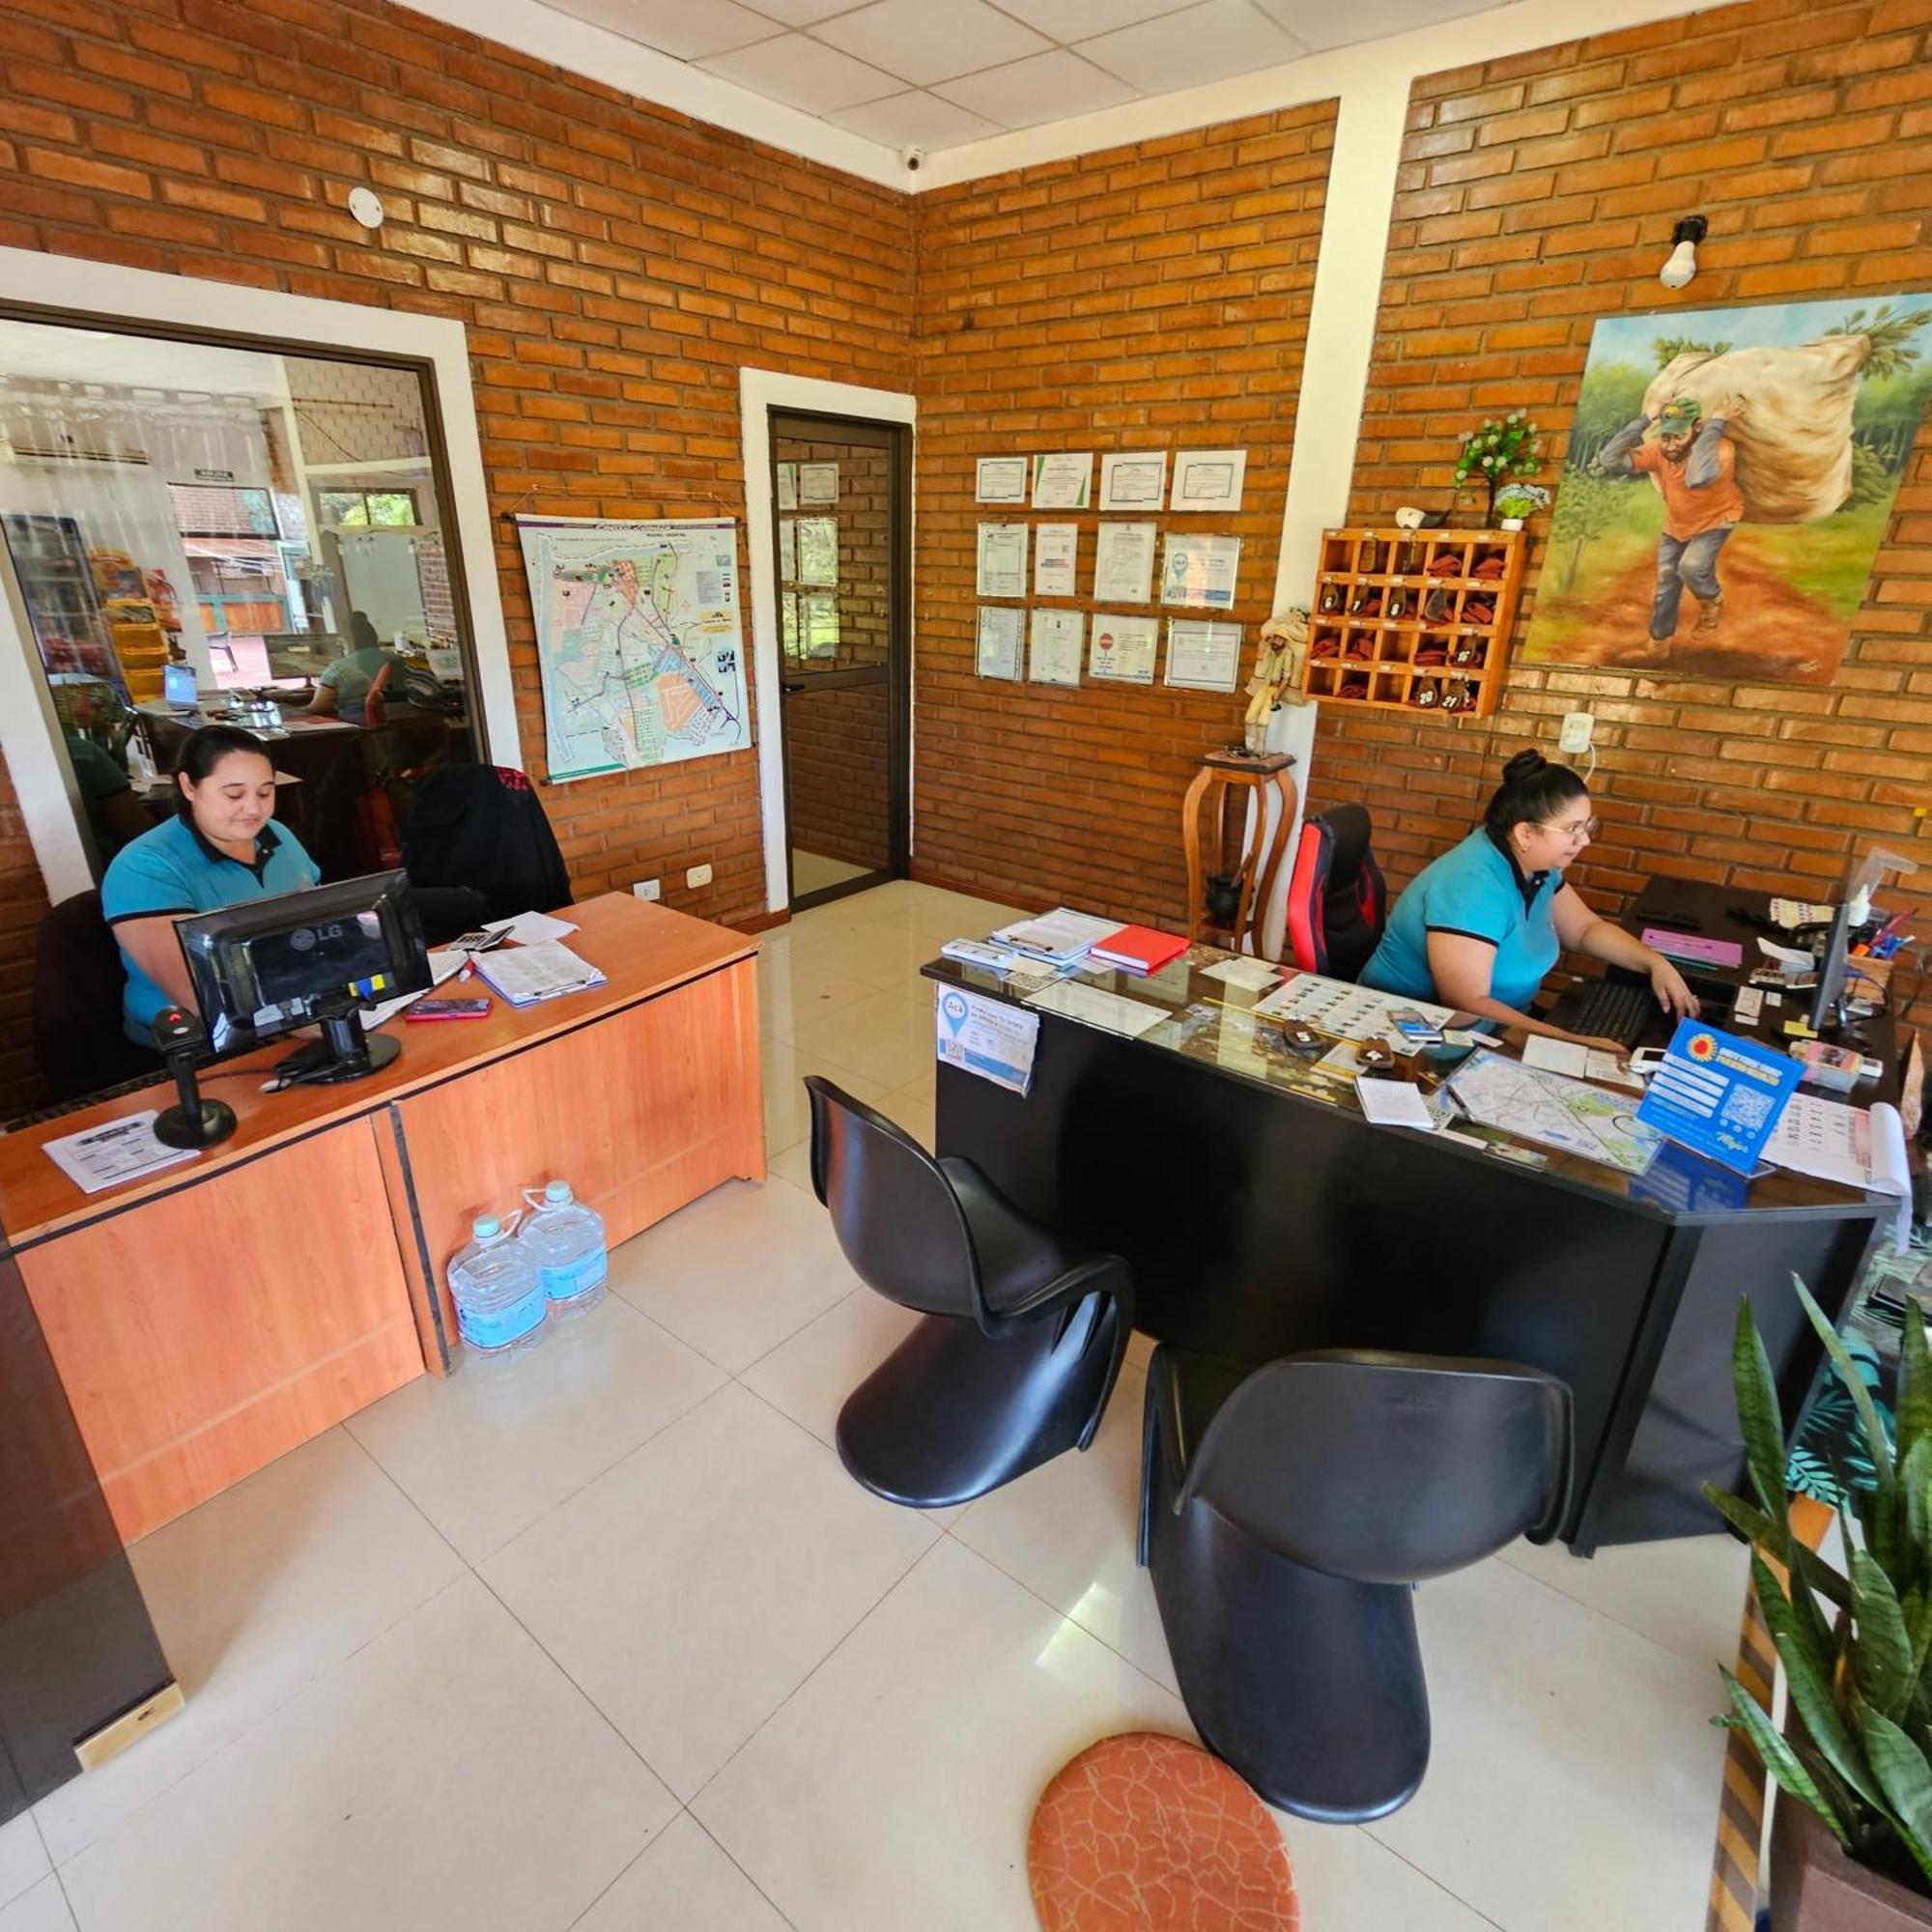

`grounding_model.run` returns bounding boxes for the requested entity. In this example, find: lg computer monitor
[175,870,431,1083]
[1809,893,1855,1035]
[263,633,346,682]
